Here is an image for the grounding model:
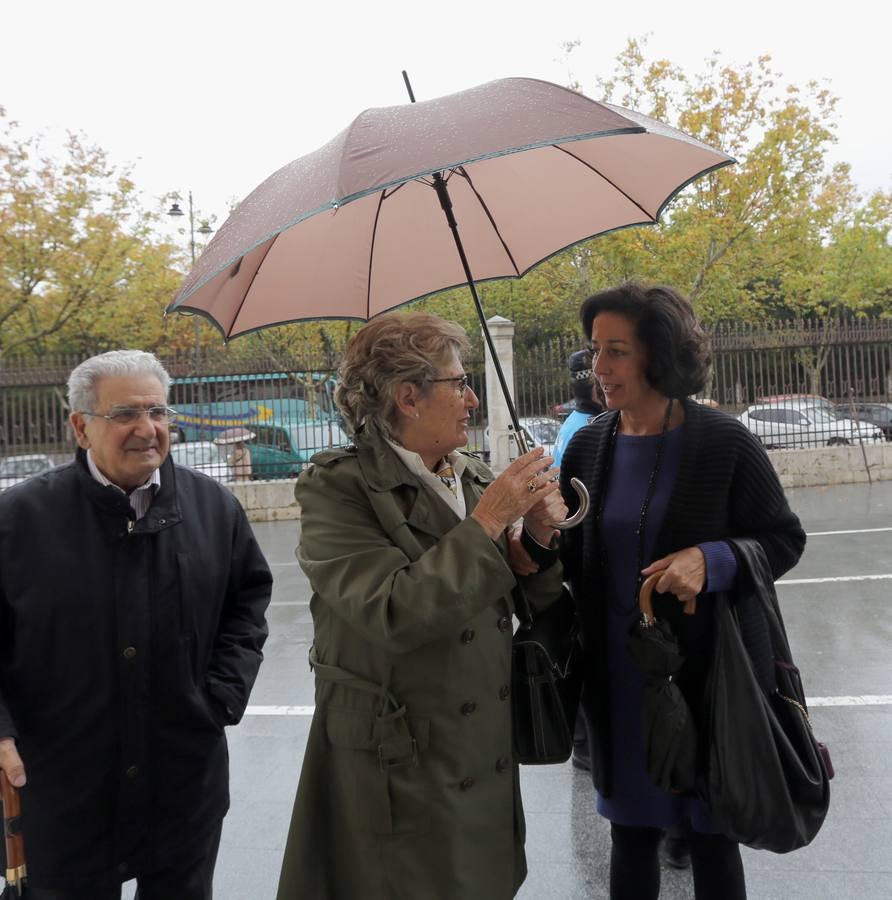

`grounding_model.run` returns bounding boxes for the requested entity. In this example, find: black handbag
[511,586,584,765]
[700,544,832,853]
